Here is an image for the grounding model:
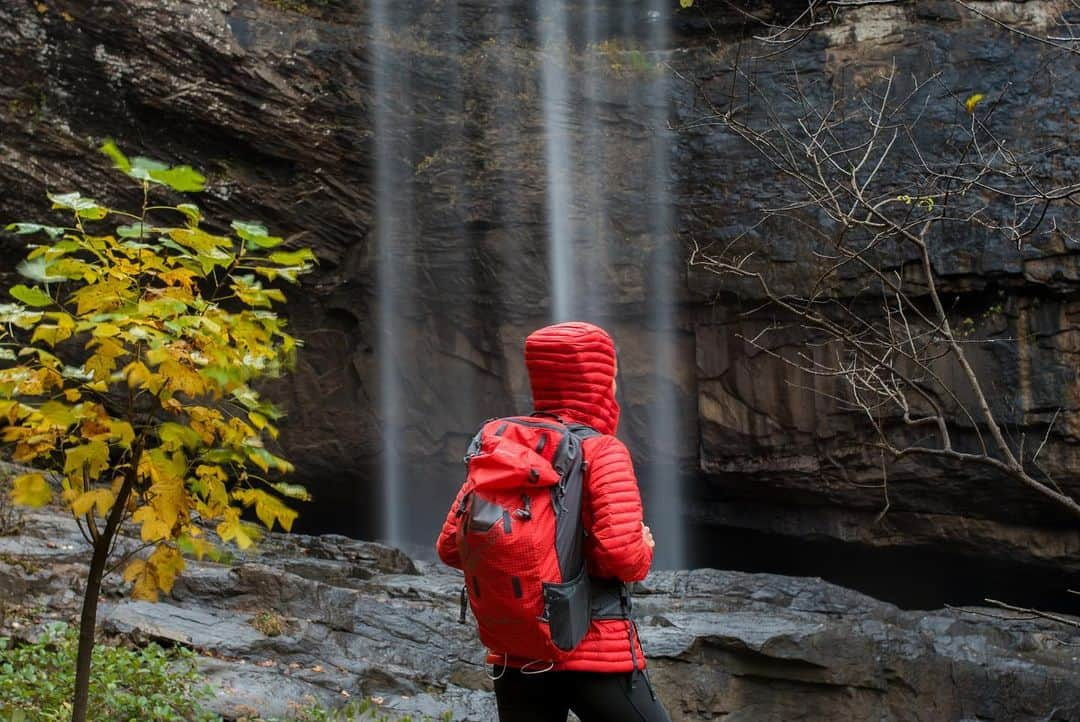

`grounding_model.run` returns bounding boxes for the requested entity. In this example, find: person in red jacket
[436,321,671,722]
